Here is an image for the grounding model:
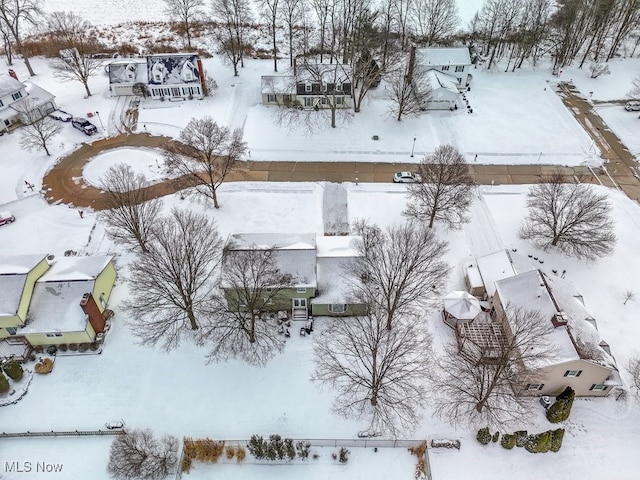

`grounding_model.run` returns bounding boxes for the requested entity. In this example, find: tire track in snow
[464,187,505,257]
